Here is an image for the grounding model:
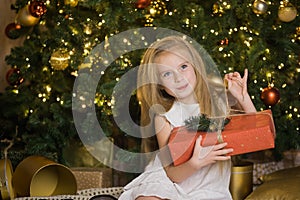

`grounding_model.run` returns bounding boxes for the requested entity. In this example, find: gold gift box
[12,155,77,197]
